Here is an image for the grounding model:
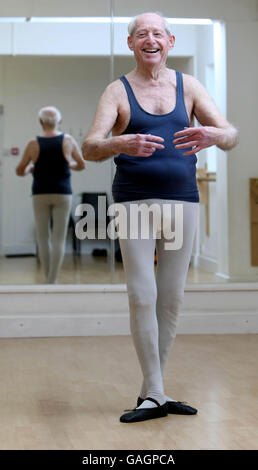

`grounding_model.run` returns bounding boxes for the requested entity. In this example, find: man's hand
[118,133,165,157]
[173,126,222,155]
[173,125,238,155]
